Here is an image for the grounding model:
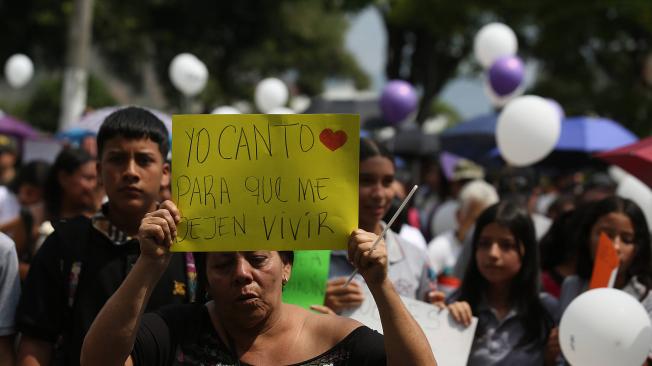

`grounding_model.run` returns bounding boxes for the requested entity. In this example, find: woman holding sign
[444,201,557,365]
[325,138,436,313]
[80,200,437,366]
